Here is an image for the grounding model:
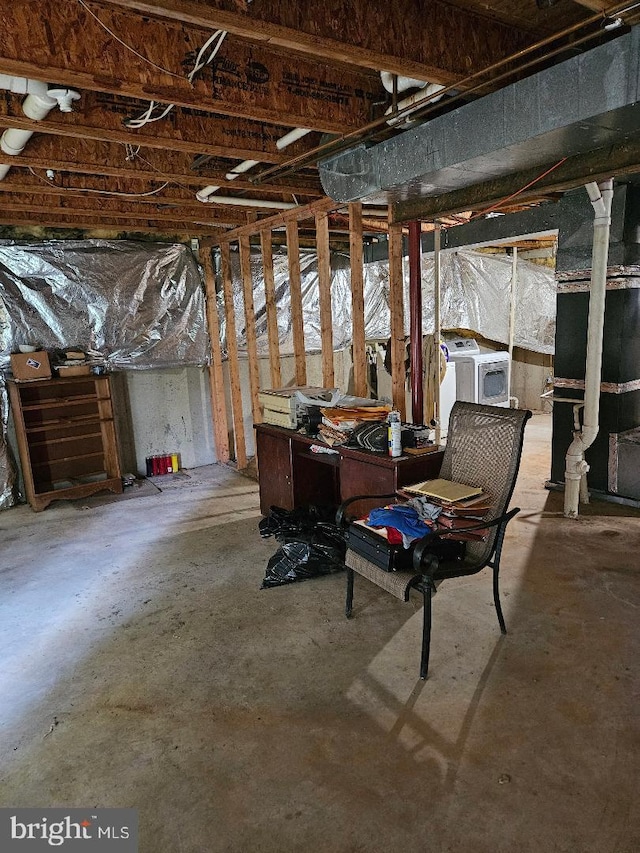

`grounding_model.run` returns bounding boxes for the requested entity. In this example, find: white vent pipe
[385,82,446,126]
[380,71,430,94]
[0,86,80,181]
[563,178,614,519]
[196,129,311,203]
[197,195,298,210]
